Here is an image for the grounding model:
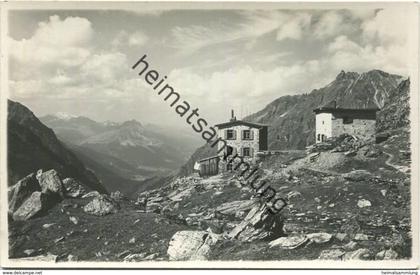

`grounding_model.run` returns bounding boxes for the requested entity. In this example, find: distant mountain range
[39,113,201,191]
[179,69,408,176]
[8,100,107,193]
